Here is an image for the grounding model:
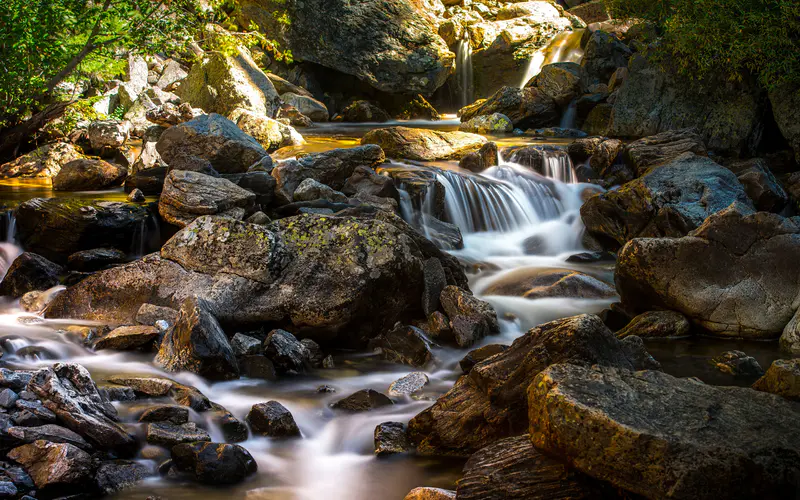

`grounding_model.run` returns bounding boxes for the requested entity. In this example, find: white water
[519,30,586,88]
[455,33,474,109]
